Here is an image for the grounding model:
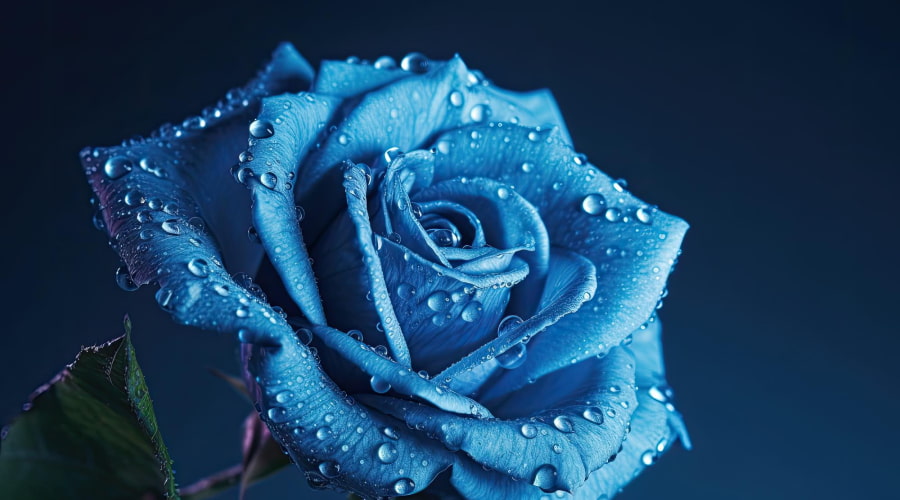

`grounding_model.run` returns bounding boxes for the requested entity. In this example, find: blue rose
[83,43,690,499]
